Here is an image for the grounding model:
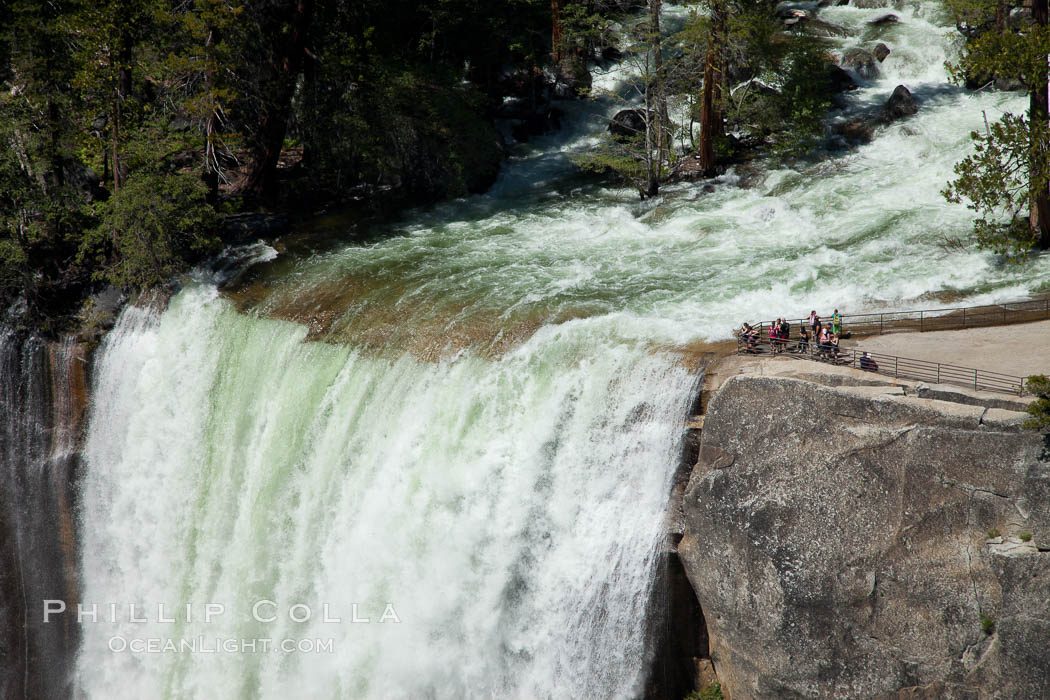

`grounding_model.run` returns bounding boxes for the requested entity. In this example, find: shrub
[685,682,724,700]
[1020,532,1032,542]
[980,613,995,635]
